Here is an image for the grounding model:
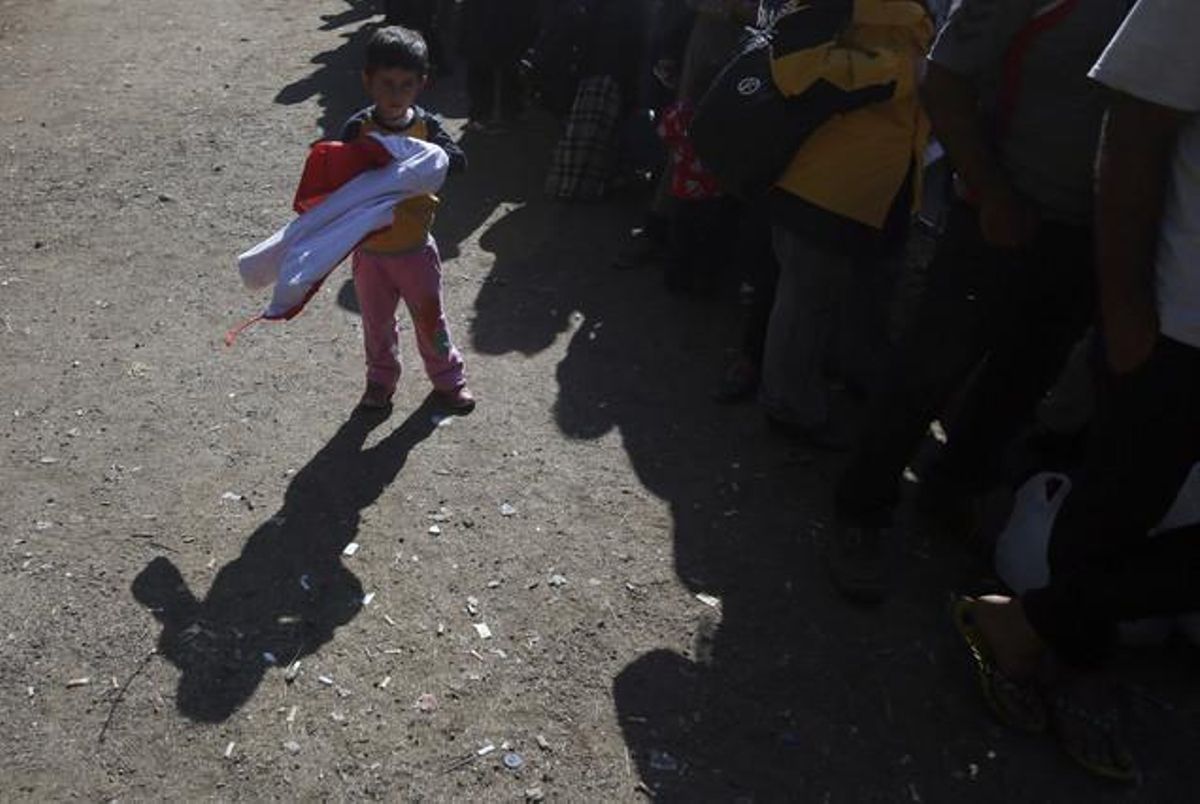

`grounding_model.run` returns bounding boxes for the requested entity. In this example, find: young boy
[341,26,474,413]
